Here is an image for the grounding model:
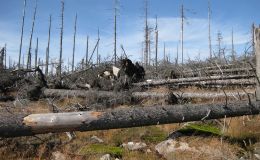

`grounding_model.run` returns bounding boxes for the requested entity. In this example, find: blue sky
[0,0,259,67]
